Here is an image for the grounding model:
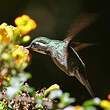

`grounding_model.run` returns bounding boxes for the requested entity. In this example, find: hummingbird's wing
[70,42,95,52]
[67,46,94,97]
[64,13,96,43]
